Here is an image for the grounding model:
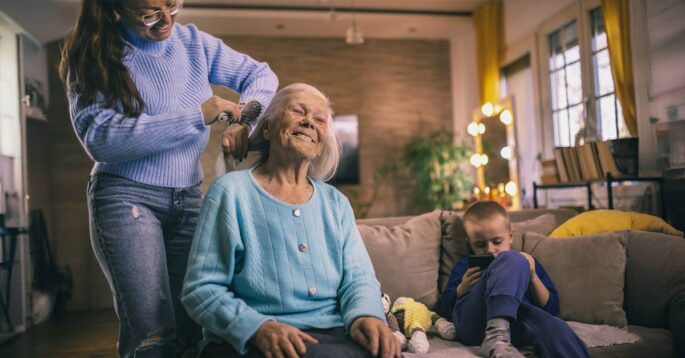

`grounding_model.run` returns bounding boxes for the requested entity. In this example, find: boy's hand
[456,267,482,297]
[520,252,536,278]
